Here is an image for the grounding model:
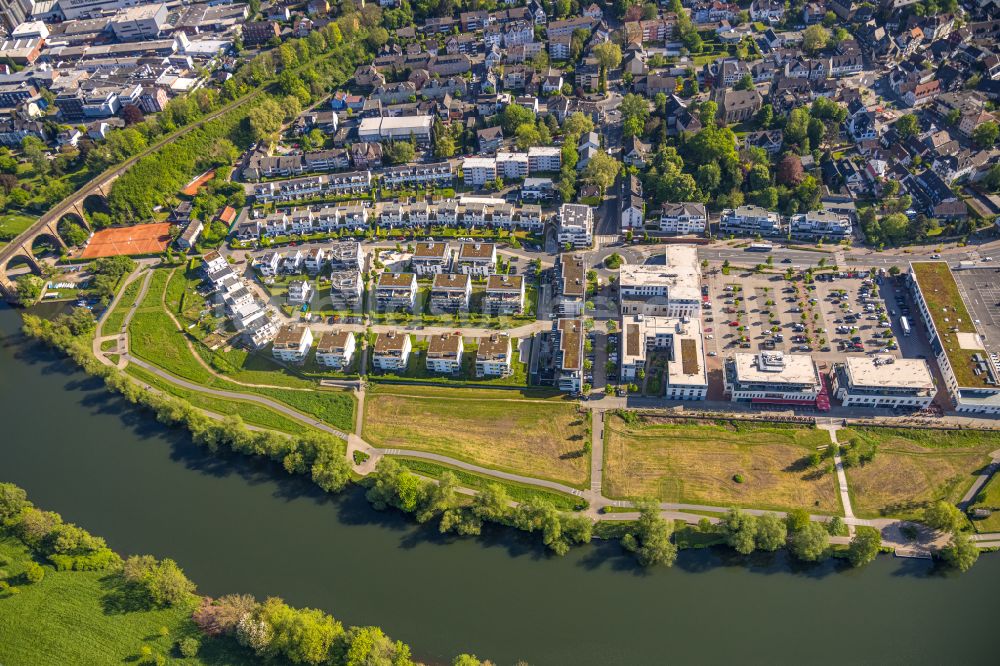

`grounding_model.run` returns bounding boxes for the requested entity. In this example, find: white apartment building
[456,242,497,277]
[496,152,529,180]
[724,352,829,409]
[556,252,586,316]
[315,330,356,369]
[554,318,584,393]
[620,314,708,400]
[430,273,472,312]
[789,210,853,241]
[271,324,313,364]
[372,330,412,371]
[286,280,313,305]
[658,202,708,235]
[527,146,561,172]
[476,333,513,377]
[463,157,498,186]
[832,356,935,408]
[252,172,372,203]
[483,274,525,315]
[619,246,701,318]
[557,203,594,248]
[410,242,452,275]
[375,272,418,311]
[719,205,783,237]
[426,333,464,374]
